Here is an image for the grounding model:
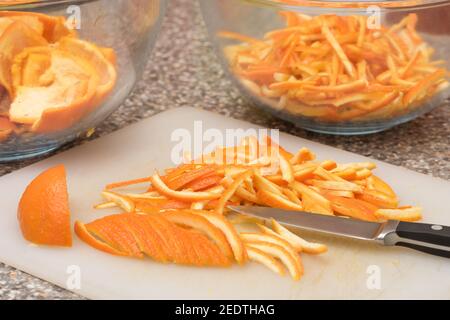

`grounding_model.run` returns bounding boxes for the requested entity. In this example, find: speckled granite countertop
[0,0,449,300]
